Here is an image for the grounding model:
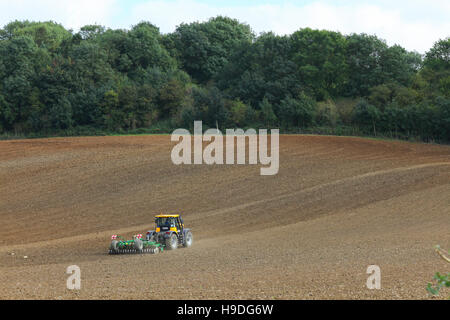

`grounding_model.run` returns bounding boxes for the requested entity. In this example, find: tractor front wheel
[165,234,178,250]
